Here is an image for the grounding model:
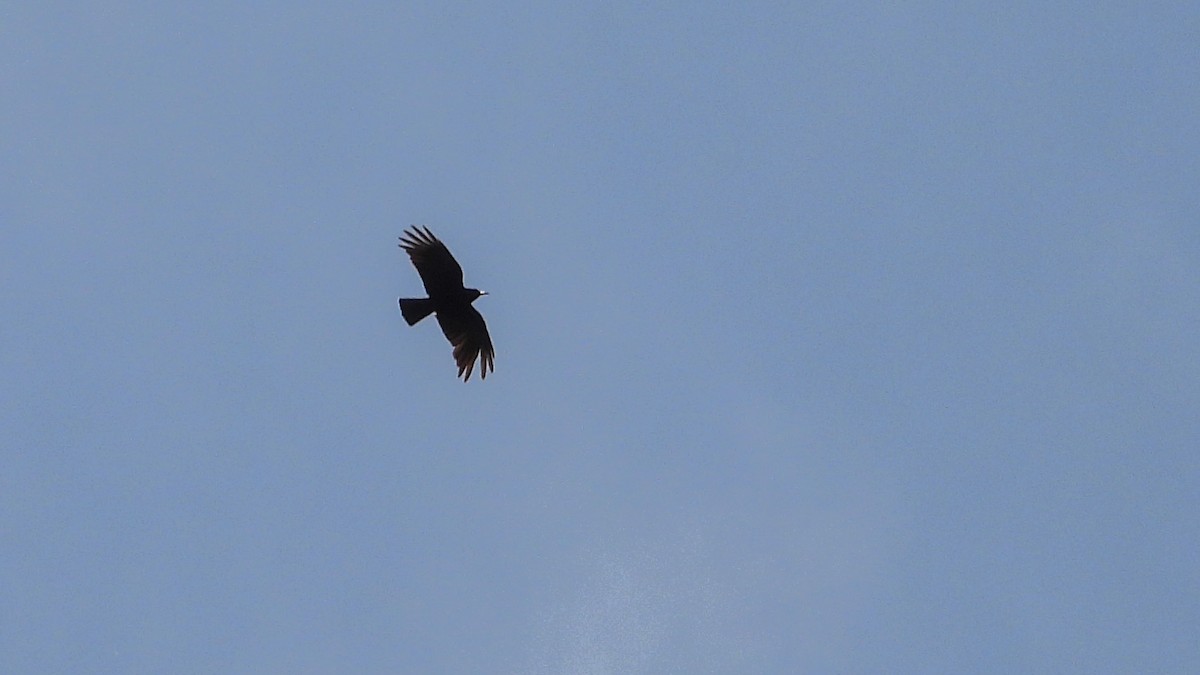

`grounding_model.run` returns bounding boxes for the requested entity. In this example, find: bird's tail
[399,298,435,326]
